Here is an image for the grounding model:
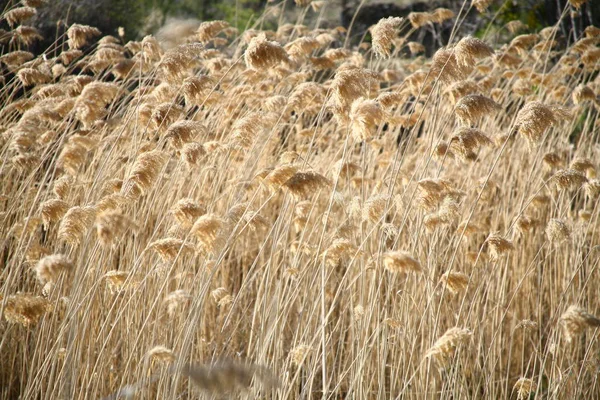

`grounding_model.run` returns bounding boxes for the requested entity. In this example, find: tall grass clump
[1,0,600,398]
